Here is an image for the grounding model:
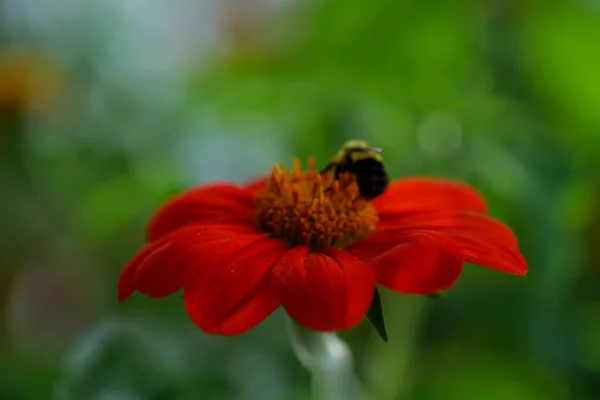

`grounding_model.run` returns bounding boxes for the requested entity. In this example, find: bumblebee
[320,140,389,200]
